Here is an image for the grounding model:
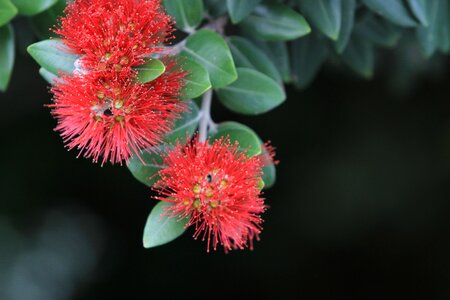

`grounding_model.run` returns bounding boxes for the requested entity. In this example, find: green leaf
[39,67,57,84]
[297,0,342,41]
[0,0,17,27]
[135,59,165,83]
[228,36,281,83]
[163,100,200,144]
[407,0,428,26]
[416,0,440,57]
[341,35,374,78]
[182,29,237,88]
[437,0,450,53]
[143,201,188,249]
[250,39,291,83]
[211,121,262,157]
[291,34,329,89]
[127,148,165,188]
[162,0,203,32]
[179,56,211,99]
[216,68,285,115]
[0,24,14,92]
[362,0,417,27]
[11,0,58,16]
[240,2,310,41]
[30,0,66,39]
[204,0,227,18]
[335,0,356,53]
[227,0,261,24]
[27,39,78,75]
[354,14,401,48]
